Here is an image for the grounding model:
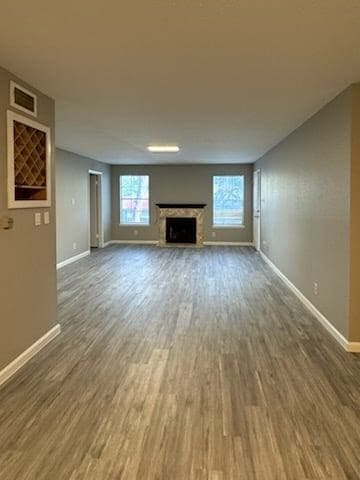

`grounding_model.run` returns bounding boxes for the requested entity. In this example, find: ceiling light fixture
[147,145,180,153]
